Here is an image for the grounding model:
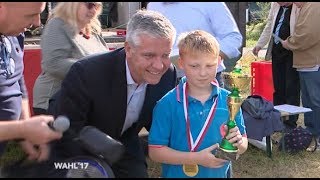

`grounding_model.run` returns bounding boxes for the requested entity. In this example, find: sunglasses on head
[85,2,99,10]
